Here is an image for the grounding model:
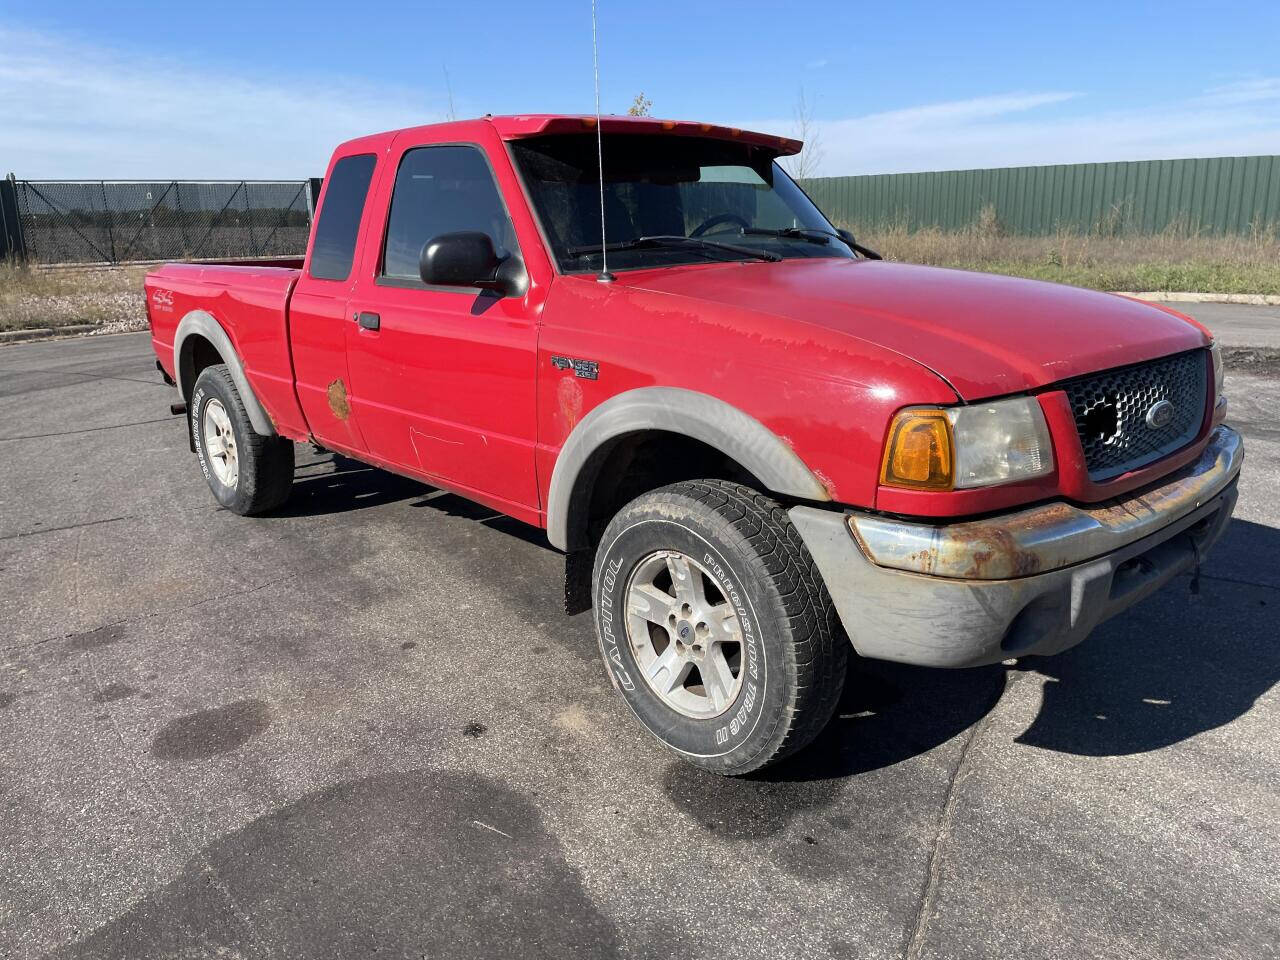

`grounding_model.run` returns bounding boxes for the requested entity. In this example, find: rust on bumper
[849,426,1243,581]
